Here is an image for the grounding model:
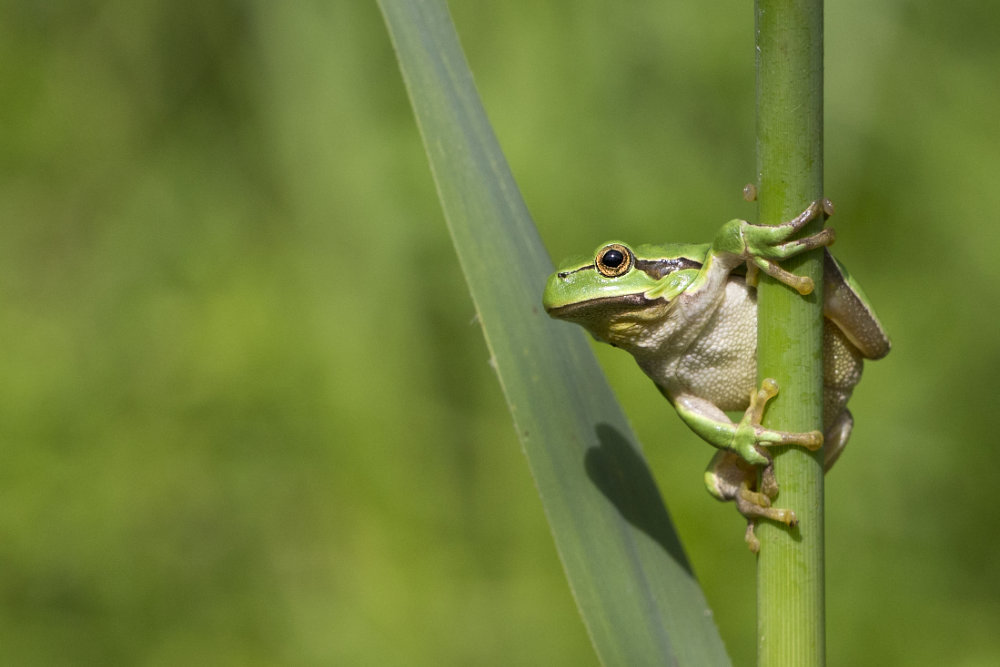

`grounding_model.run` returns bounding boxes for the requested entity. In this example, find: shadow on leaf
[586,423,693,575]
